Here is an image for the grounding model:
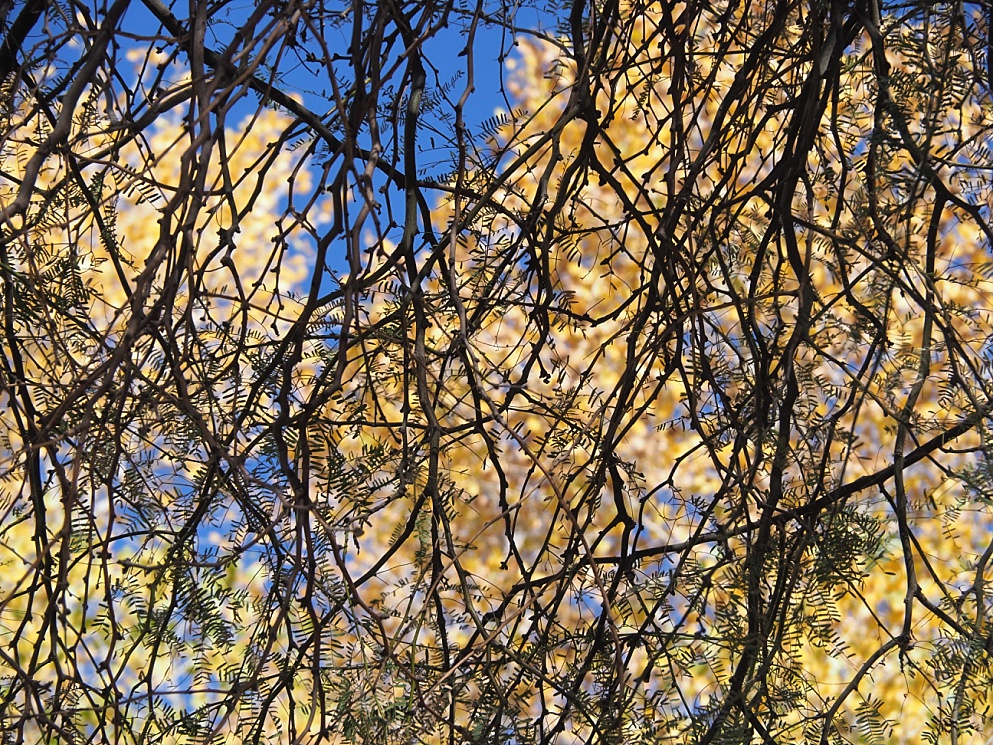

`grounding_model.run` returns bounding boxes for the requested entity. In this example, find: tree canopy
[3,0,993,743]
